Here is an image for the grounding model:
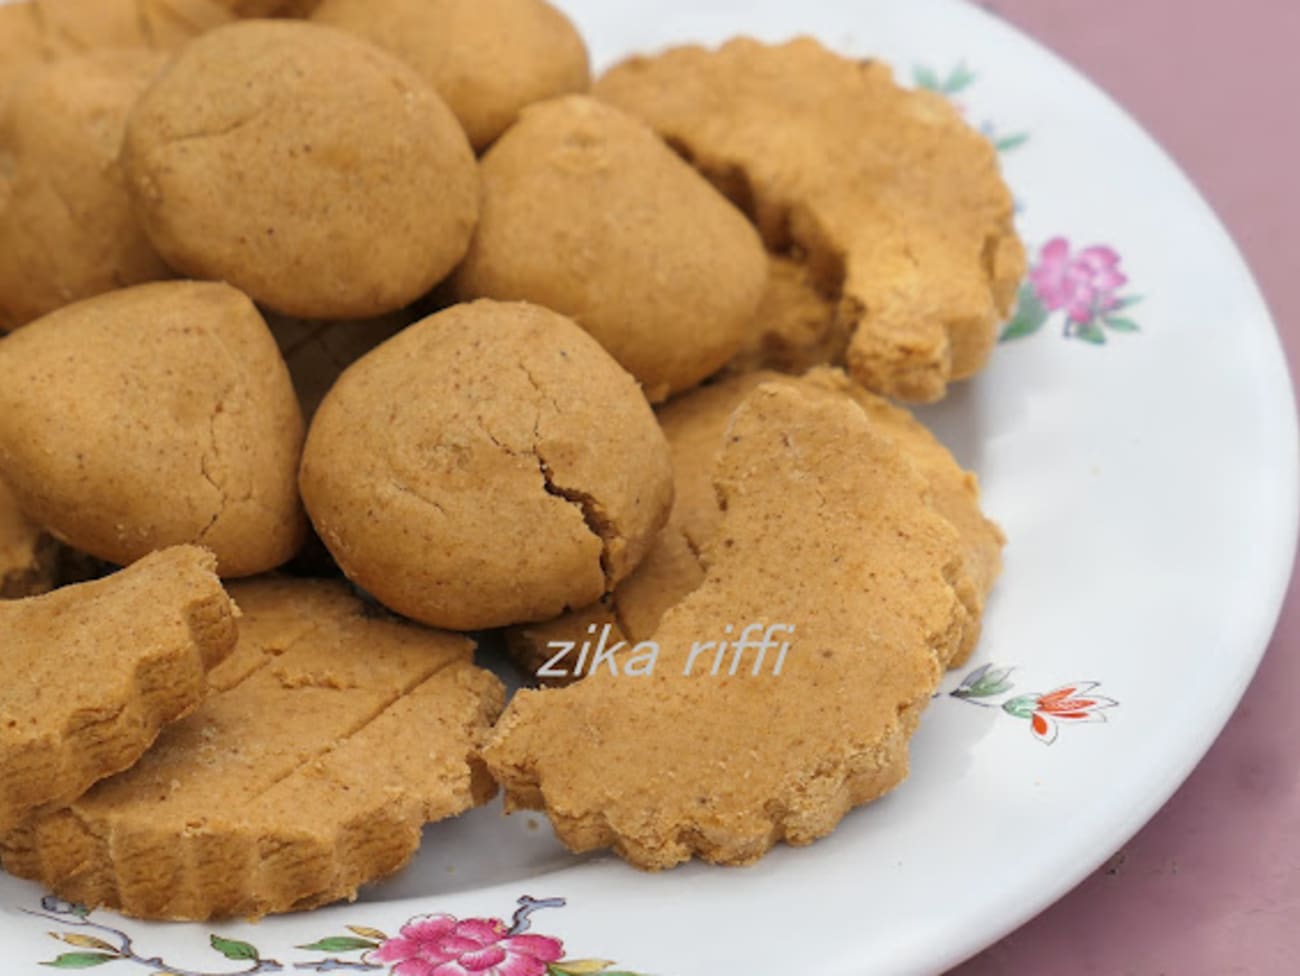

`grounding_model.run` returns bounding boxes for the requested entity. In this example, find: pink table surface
[952,1,1300,973]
